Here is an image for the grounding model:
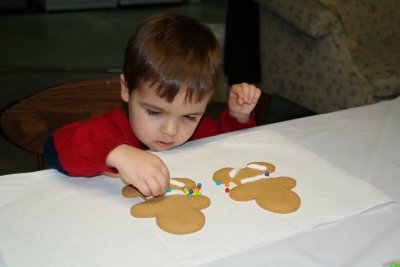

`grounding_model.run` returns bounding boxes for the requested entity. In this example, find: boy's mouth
[155,141,174,149]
